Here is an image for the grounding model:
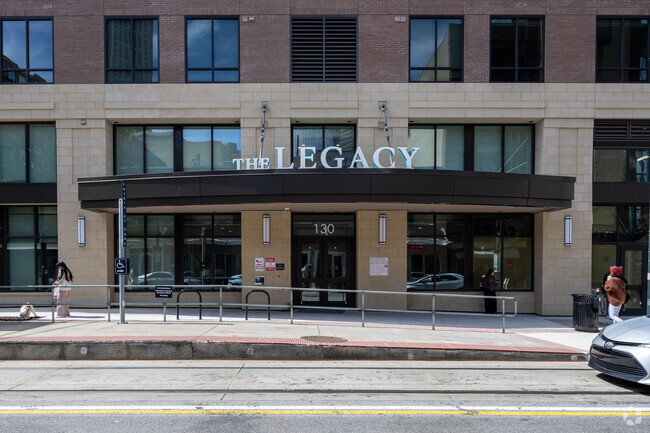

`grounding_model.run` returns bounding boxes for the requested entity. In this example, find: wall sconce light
[564,215,572,247]
[262,214,270,245]
[379,214,387,245]
[77,216,86,247]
